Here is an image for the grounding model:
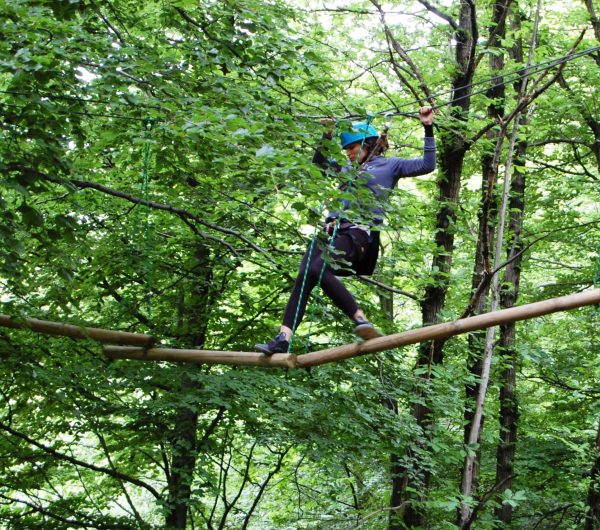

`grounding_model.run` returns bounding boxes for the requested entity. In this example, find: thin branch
[197,407,226,451]
[241,447,291,529]
[461,219,600,320]
[465,474,516,528]
[89,0,126,46]
[69,179,270,258]
[571,145,598,181]
[529,138,590,147]
[415,0,458,29]
[527,373,600,398]
[371,0,433,103]
[529,258,583,271]
[531,159,592,176]
[0,421,161,499]
[95,431,146,524]
[100,278,150,326]
[343,462,361,514]
[531,503,577,530]
[0,493,136,530]
[341,502,409,530]
[356,276,419,300]
[340,60,389,84]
